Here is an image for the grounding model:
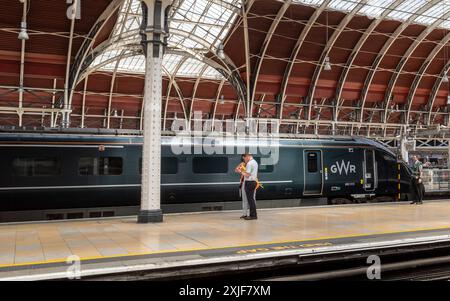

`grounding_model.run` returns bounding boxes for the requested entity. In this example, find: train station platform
[2,201,450,280]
